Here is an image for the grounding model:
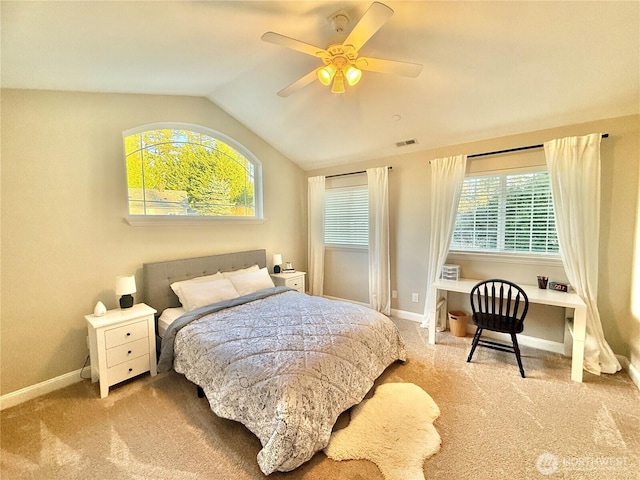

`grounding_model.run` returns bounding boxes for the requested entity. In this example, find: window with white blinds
[451,171,559,254]
[324,186,369,247]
